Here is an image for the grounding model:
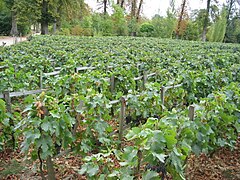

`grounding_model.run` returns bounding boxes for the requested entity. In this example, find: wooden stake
[188,105,195,121]
[39,71,43,89]
[110,75,115,93]
[161,86,166,106]
[118,97,126,149]
[142,71,147,90]
[3,91,15,149]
